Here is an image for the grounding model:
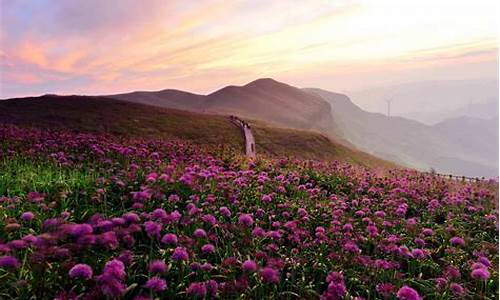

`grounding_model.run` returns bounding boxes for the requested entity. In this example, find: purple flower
[123,212,140,223]
[322,272,347,299]
[102,259,126,280]
[143,277,167,292]
[97,259,127,297]
[239,214,254,227]
[171,247,189,261]
[0,255,20,269]
[206,279,218,297]
[193,228,207,238]
[260,267,280,283]
[69,264,93,280]
[161,233,178,245]
[421,228,433,236]
[396,286,422,300]
[219,206,232,218]
[144,221,162,239]
[261,194,272,203]
[201,244,215,254]
[434,277,447,290]
[70,224,93,237]
[152,208,167,220]
[187,282,207,298]
[411,249,426,260]
[20,211,35,221]
[148,260,168,274]
[478,256,491,267]
[471,268,490,280]
[450,236,465,247]
[450,283,465,297]
[242,260,258,272]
